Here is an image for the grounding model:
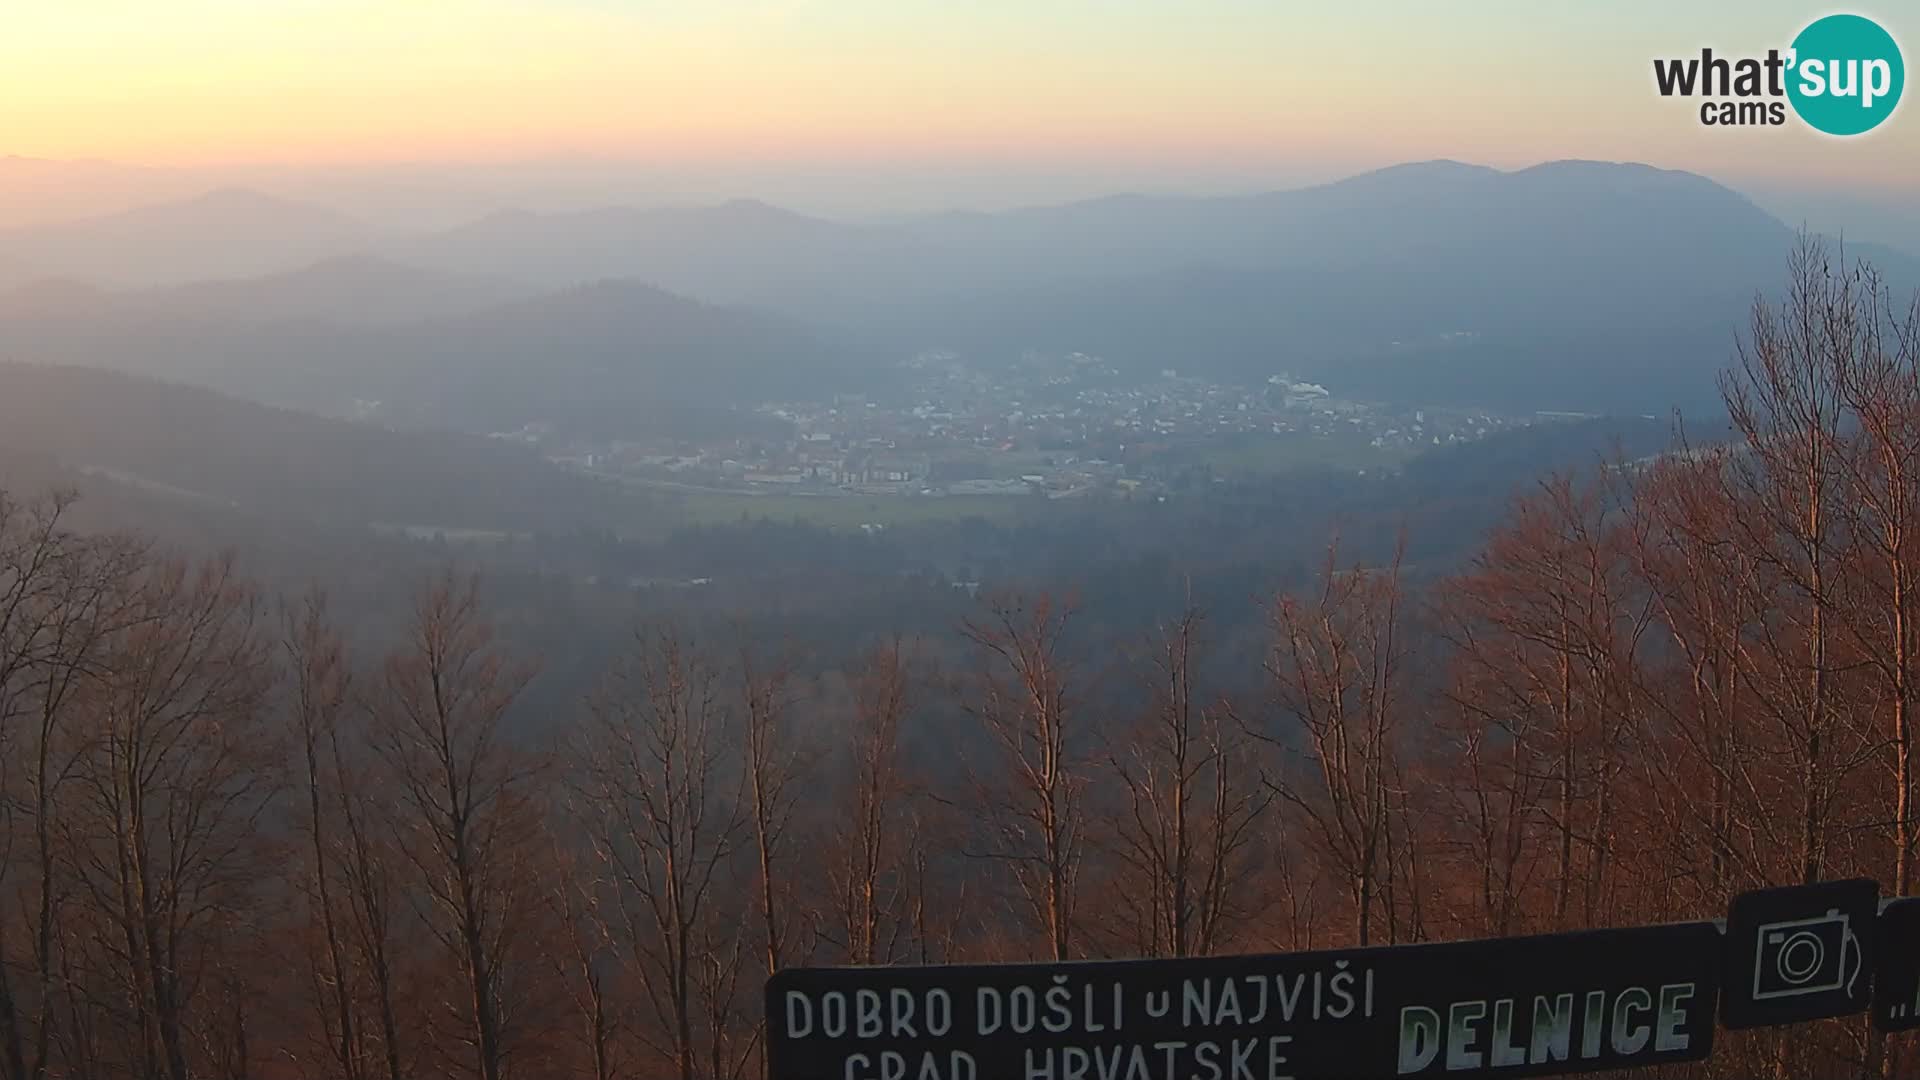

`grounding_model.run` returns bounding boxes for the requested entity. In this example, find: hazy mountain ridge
[375,160,1920,417]
[386,196,943,312]
[897,159,1787,267]
[0,268,869,440]
[345,278,875,437]
[0,256,525,326]
[0,155,203,229]
[0,188,383,288]
[891,161,1920,412]
[0,362,657,534]
[138,255,525,325]
[1,159,1915,418]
